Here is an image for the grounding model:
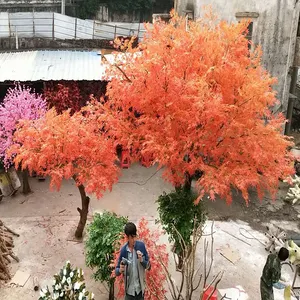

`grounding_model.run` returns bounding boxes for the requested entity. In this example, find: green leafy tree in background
[157,187,206,270]
[85,211,128,300]
[77,0,153,20]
